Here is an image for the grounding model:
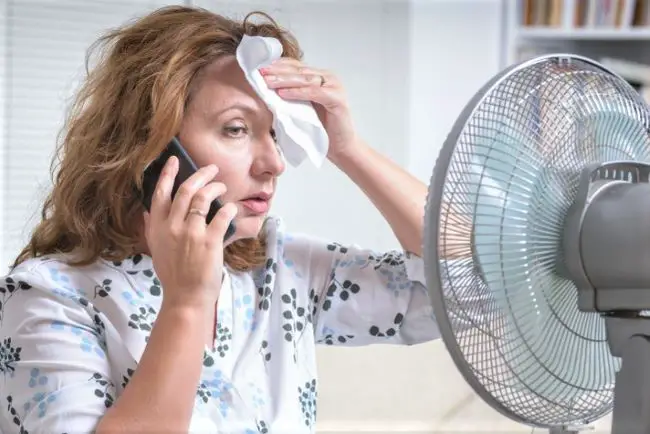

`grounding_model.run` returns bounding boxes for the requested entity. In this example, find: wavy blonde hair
[13,5,302,271]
